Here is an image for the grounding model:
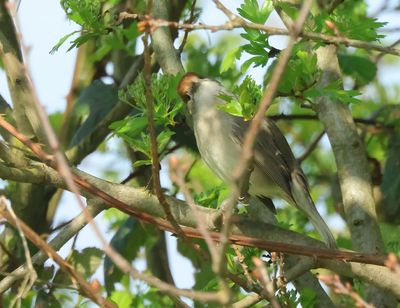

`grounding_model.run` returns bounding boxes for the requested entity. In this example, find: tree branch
[122,12,400,57]
[0,0,44,141]
[0,205,114,307]
[150,0,184,74]
[314,41,396,308]
[1,151,400,297]
[0,201,104,293]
